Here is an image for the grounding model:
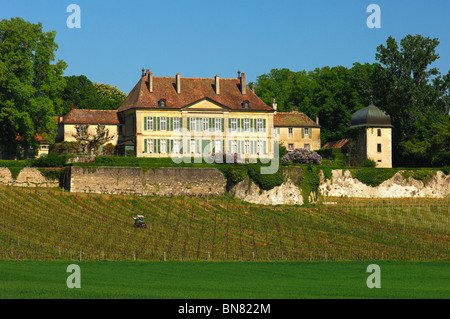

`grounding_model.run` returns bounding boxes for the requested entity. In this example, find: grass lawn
[1,261,448,299]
